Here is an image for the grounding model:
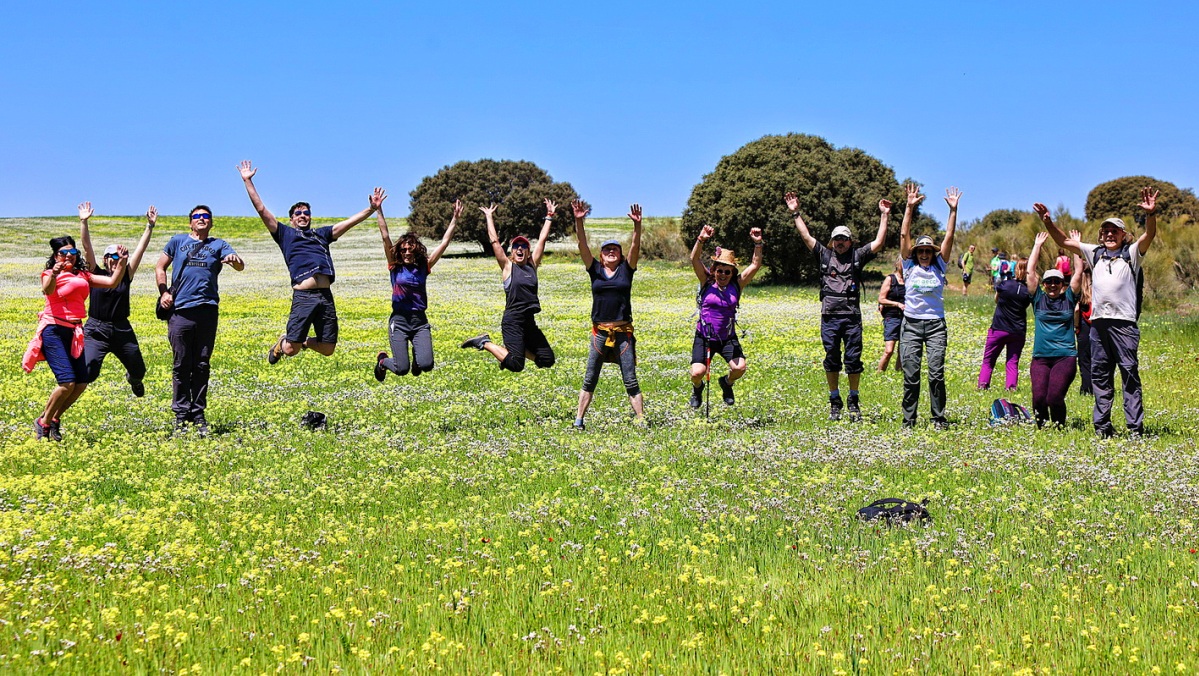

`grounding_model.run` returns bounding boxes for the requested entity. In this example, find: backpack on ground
[856,498,931,525]
[1091,243,1144,319]
[989,398,1032,425]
